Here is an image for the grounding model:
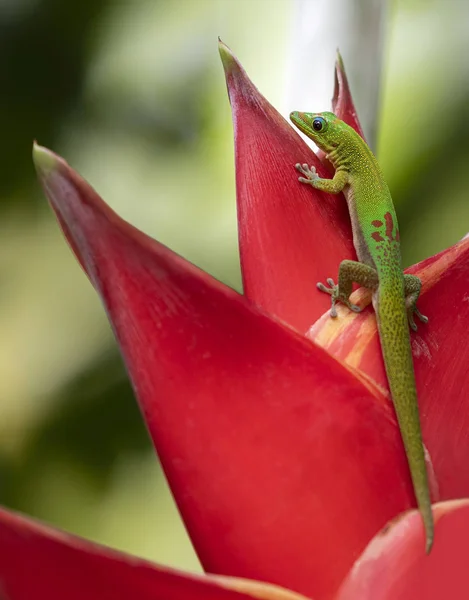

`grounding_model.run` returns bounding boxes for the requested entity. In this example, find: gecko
[289,110,434,553]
